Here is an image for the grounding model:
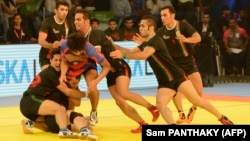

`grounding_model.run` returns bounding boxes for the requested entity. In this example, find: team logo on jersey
[53,28,60,34]
[162,35,169,39]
